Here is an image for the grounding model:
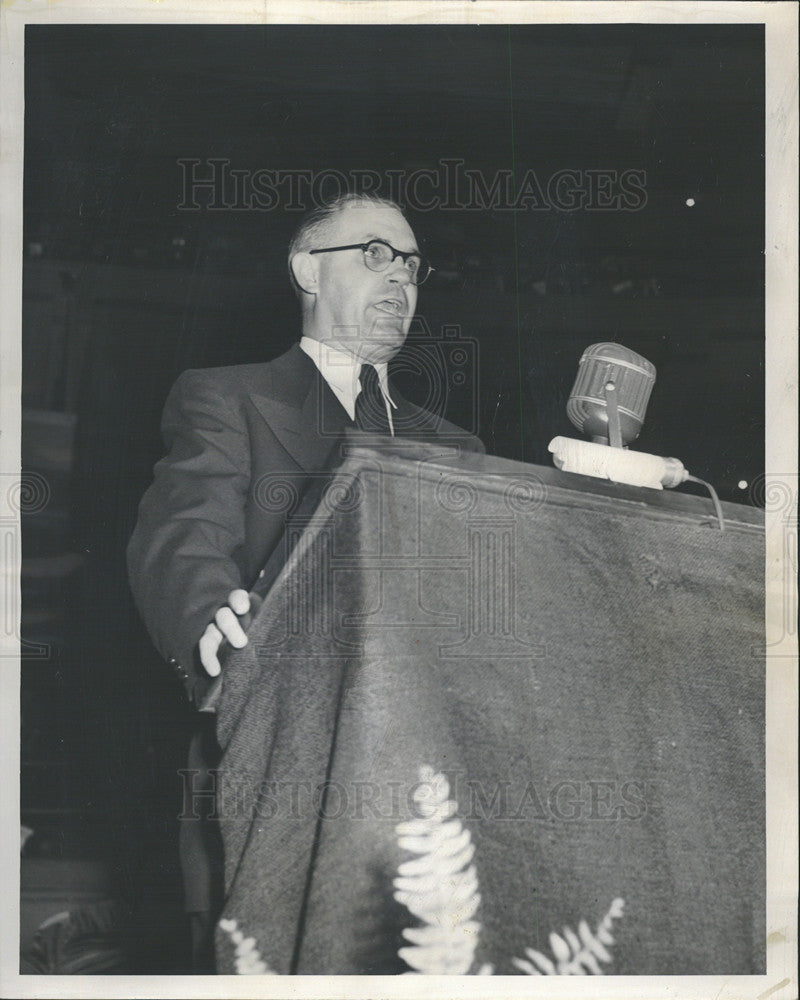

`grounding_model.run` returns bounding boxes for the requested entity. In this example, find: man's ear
[290,252,319,294]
